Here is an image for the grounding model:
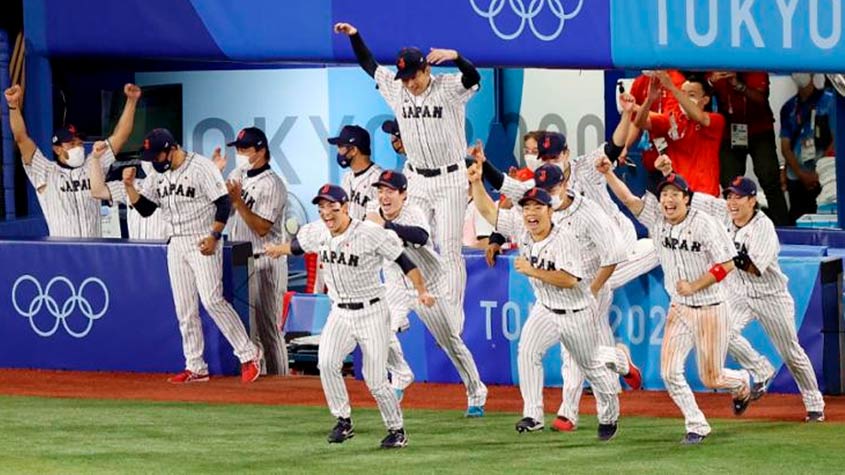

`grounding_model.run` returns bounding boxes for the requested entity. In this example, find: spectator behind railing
[709,72,788,226]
